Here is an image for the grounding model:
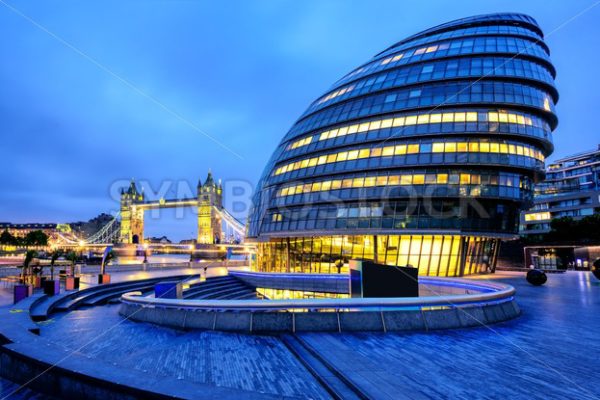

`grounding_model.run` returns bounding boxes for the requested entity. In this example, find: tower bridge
[120,171,245,245]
